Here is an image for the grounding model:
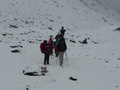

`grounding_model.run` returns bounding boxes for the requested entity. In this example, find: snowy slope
[0,0,120,30]
[0,0,120,90]
[79,0,120,23]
